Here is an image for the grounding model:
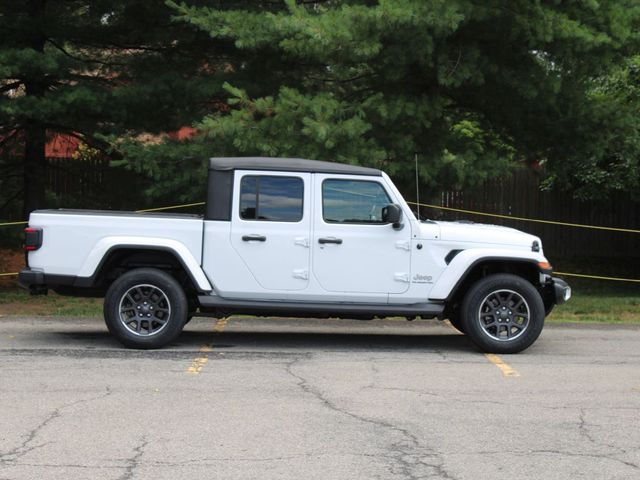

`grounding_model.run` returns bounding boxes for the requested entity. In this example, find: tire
[448,310,466,334]
[104,268,188,349]
[460,273,545,354]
